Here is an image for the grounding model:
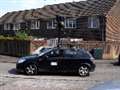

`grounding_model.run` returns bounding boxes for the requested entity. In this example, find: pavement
[0,55,18,63]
